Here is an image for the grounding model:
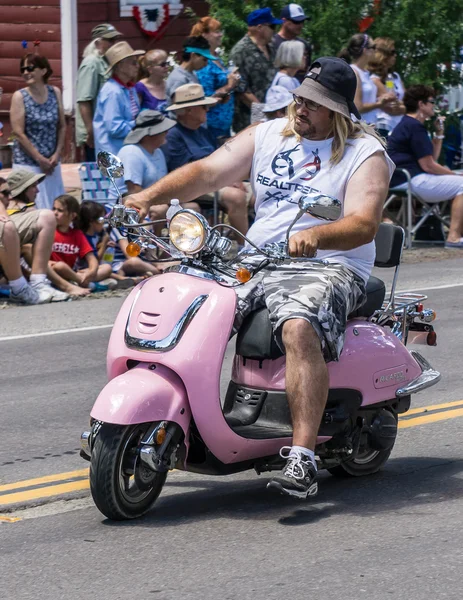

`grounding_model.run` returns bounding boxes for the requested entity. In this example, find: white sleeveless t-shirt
[248,118,395,283]
[351,64,378,125]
